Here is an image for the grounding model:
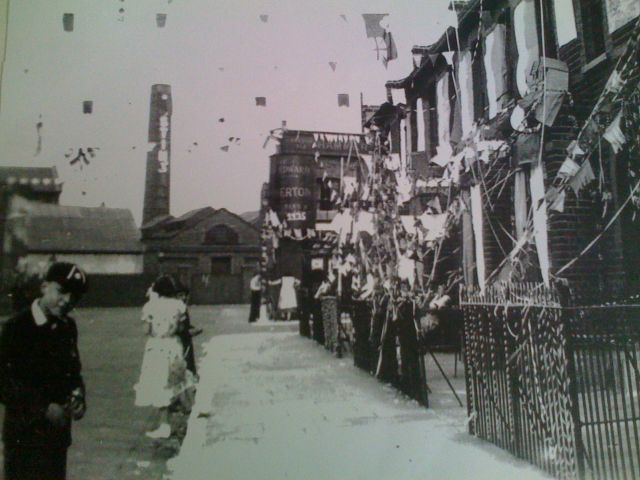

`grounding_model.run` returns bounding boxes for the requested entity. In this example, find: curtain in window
[514,0,539,97]
[470,184,486,291]
[458,50,475,139]
[416,98,427,152]
[483,24,509,119]
[514,170,528,240]
[530,163,550,286]
[431,72,453,166]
